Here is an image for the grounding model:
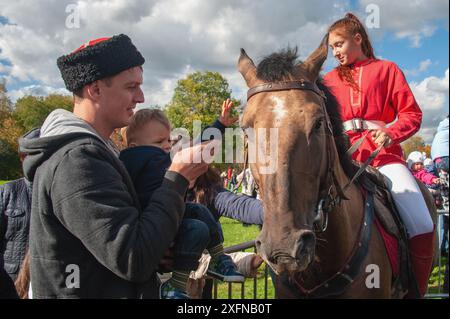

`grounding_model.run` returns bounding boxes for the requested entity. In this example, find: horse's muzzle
[257,230,316,274]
